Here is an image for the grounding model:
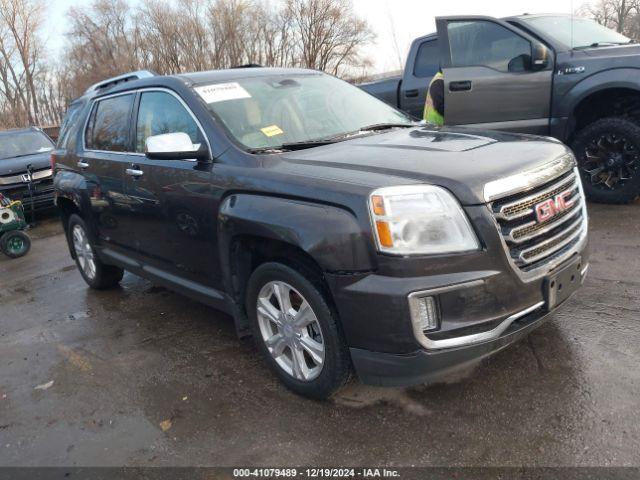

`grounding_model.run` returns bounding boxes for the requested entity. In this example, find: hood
[276,127,572,205]
[579,44,640,60]
[0,151,52,176]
